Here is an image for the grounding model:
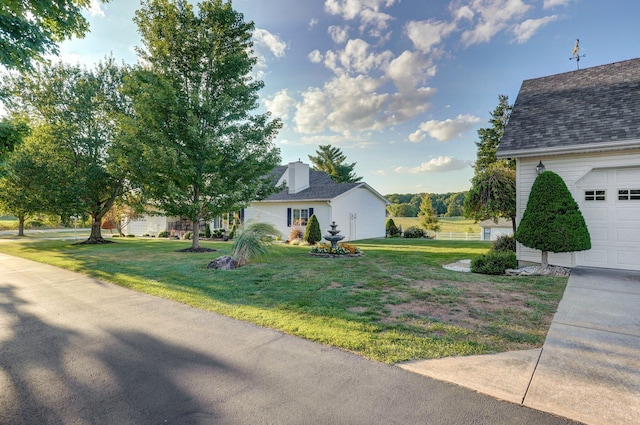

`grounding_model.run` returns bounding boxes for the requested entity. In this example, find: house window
[287,207,314,226]
[618,189,640,201]
[585,190,606,201]
[292,209,309,226]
